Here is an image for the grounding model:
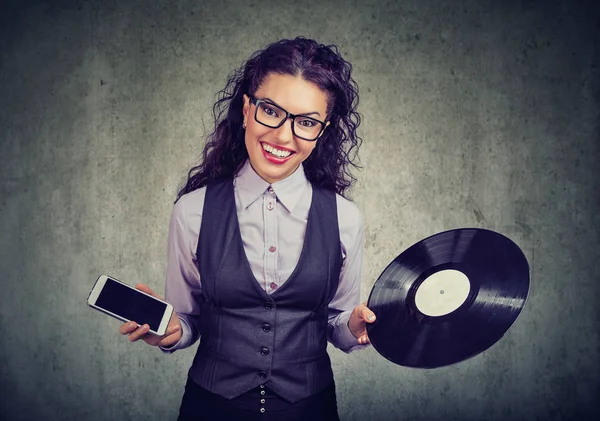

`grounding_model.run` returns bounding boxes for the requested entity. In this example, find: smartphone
[87,275,173,336]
